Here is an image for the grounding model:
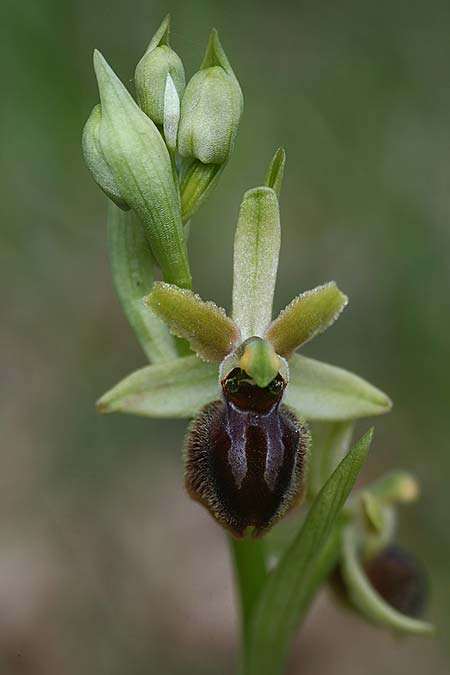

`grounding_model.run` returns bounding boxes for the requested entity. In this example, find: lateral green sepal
[285,354,392,420]
[97,355,219,418]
